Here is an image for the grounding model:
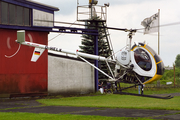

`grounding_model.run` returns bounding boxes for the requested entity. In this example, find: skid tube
[113,91,173,99]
